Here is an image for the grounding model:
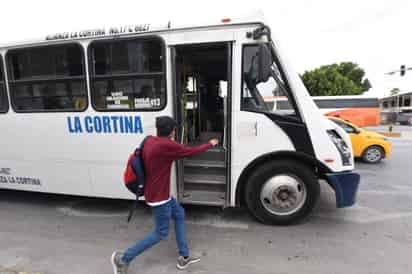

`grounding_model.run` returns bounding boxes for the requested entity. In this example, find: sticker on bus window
[111,91,124,97]
[106,96,129,101]
[150,98,161,107]
[135,98,152,108]
[106,91,131,109]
